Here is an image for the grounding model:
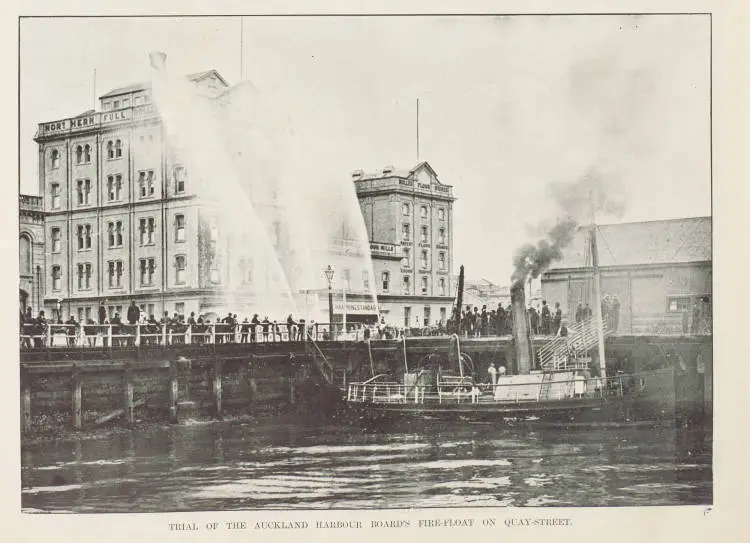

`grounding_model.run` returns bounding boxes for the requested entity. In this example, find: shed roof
[549,216,712,270]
